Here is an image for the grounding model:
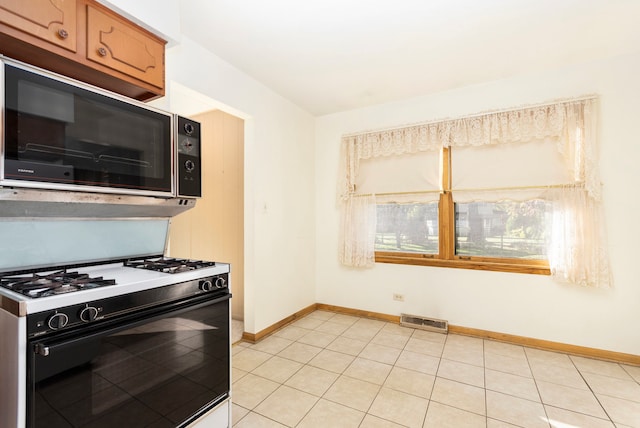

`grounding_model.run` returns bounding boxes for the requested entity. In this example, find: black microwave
[0,57,201,198]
